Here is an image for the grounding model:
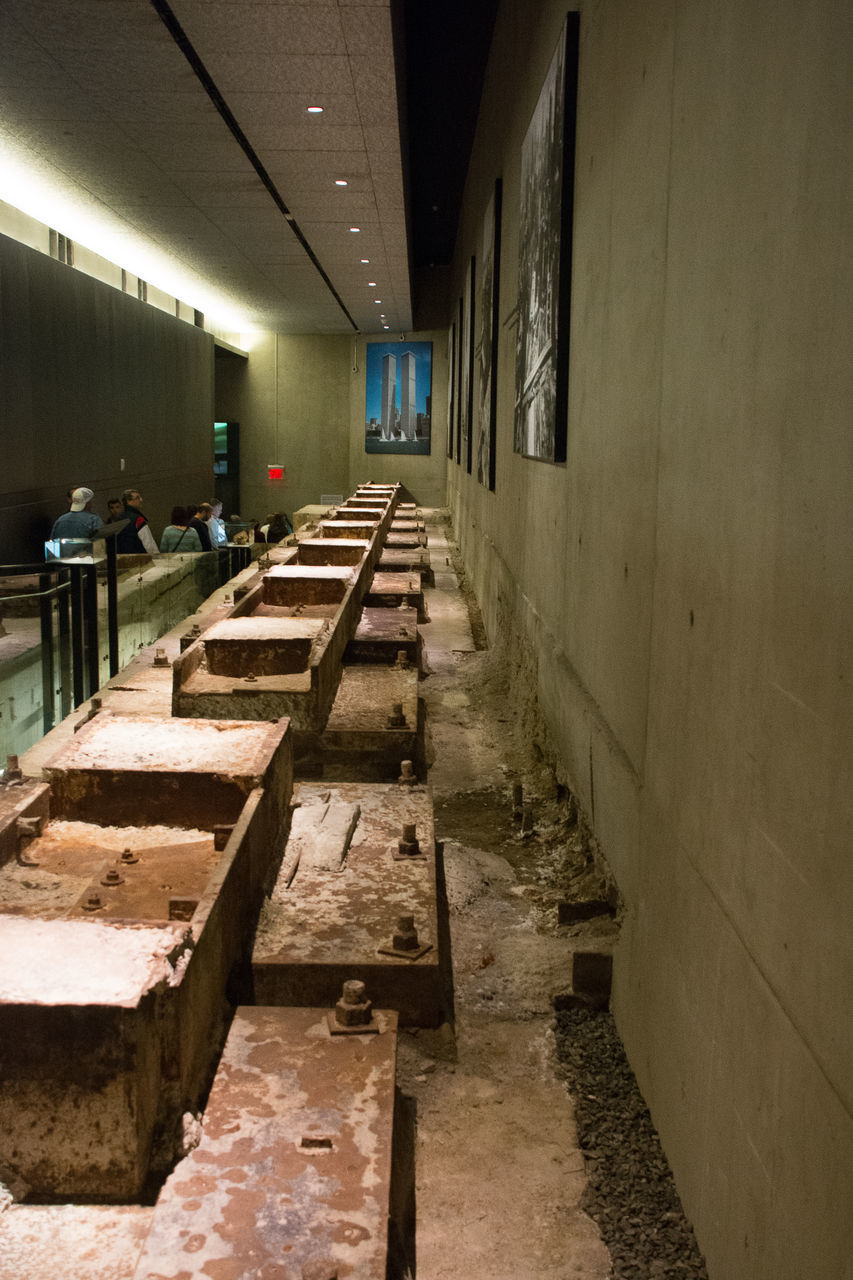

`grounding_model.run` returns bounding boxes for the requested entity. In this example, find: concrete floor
[0,510,613,1279]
